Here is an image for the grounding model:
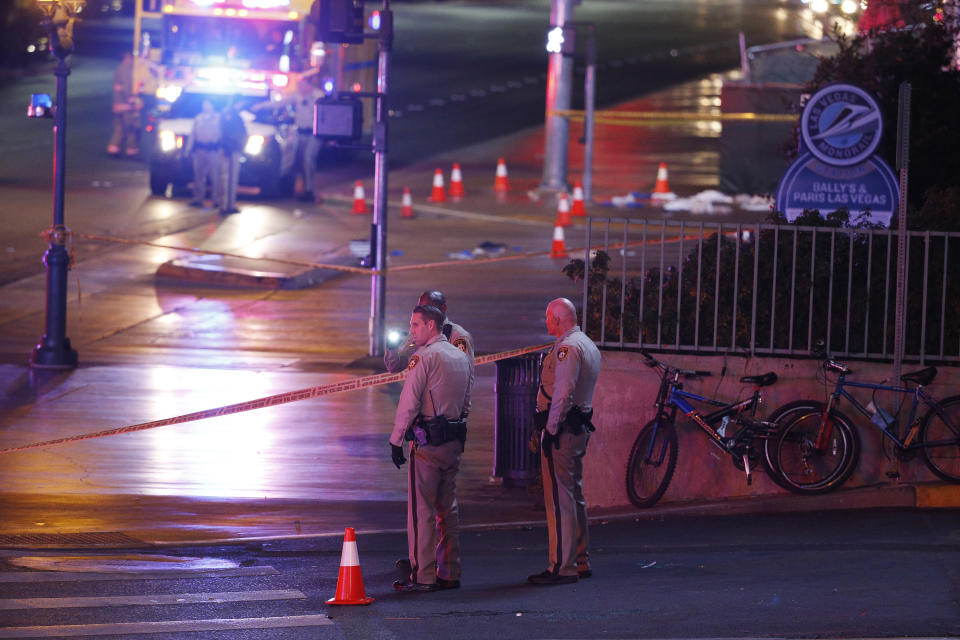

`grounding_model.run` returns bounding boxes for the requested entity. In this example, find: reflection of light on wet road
[142,367,276,498]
